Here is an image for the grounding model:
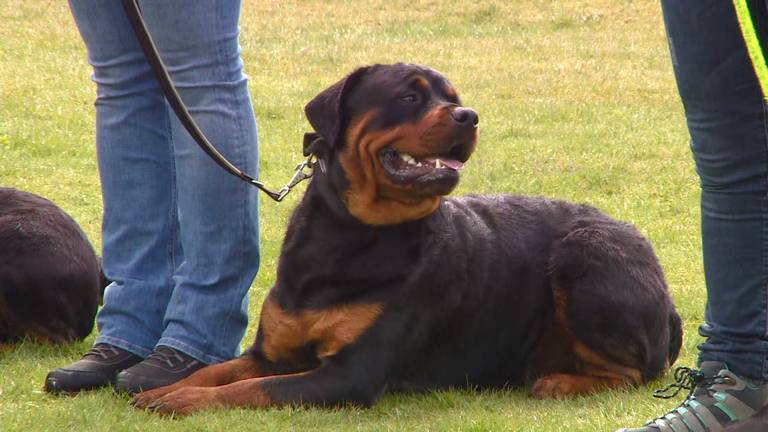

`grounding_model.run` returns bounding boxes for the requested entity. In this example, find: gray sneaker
[616,362,768,432]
